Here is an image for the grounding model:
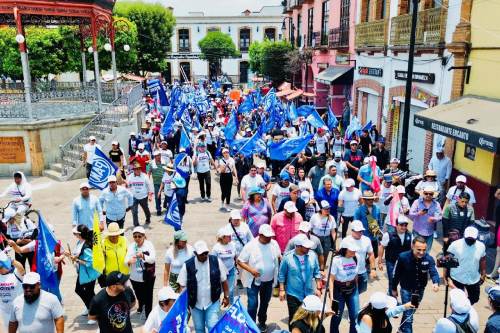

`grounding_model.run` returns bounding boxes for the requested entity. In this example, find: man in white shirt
[326,151,348,179]
[82,135,101,179]
[193,143,215,202]
[128,162,153,226]
[72,182,103,230]
[240,166,266,201]
[343,220,376,294]
[314,128,329,156]
[178,240,229,333]
[338,178,362,238]
[445,175,476,208]
[159,141,173,165]
[282,120,298,138]
[428,146,452,202]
